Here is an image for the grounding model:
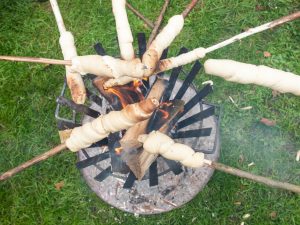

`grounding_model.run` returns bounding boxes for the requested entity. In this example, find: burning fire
[115,147,123,155]
[106,79,144,108]
[157,102,173,119]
